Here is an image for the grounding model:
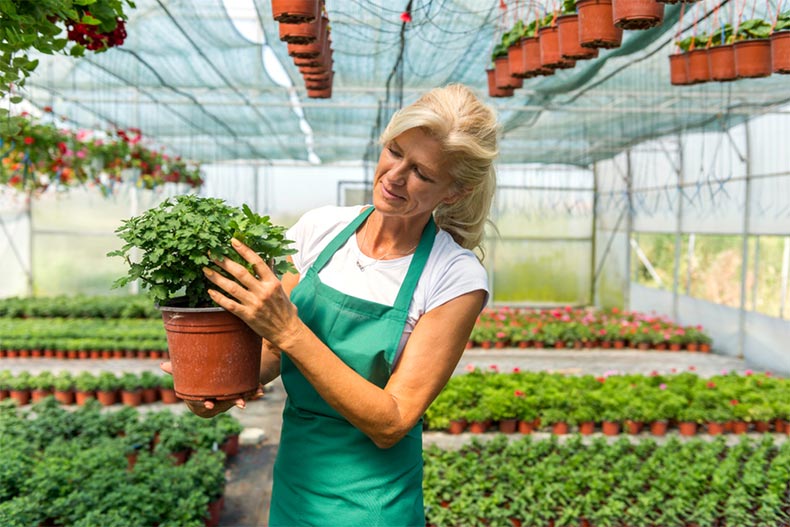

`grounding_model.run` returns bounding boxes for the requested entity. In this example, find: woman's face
[373,127,461,222]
